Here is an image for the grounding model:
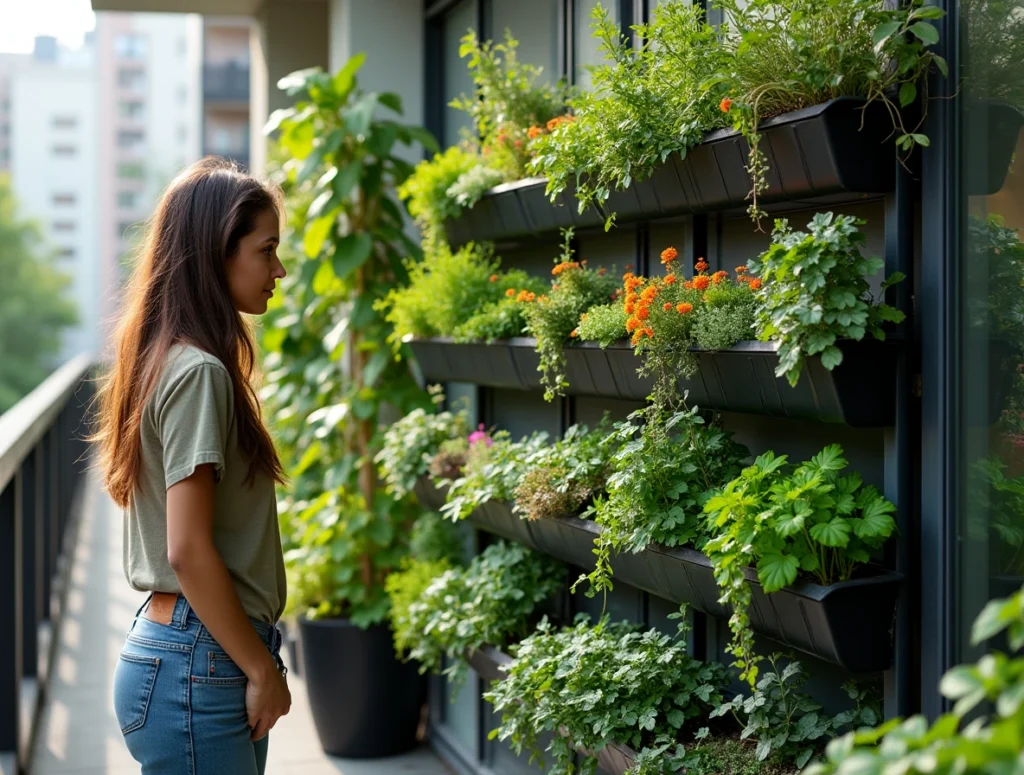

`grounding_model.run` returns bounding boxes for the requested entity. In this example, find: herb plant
[703,445,897,684]
[710,0,946,223]
[748,212,905,387]
[442,429,550,521]
[805,584,1024,775]
[520,228,619,400]
[409,510,466,566]
[710,656,881,769]
[514,417,619,521]
[385,541,562,684]
[486,613,730,775]
[578,406,748,599]
[529,2,726,221]
[398,145,480,230]
[376,386,470,498]
[576,302,628,347]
